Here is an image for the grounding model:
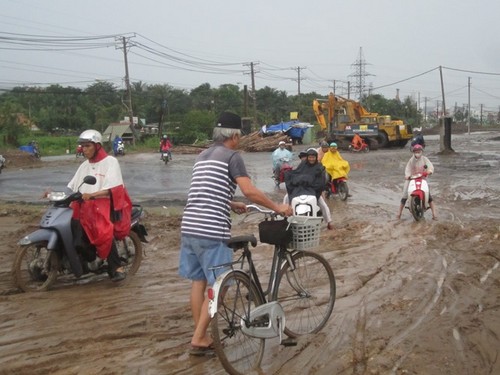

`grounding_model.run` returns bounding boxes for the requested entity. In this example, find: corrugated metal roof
[102,123,134,142]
